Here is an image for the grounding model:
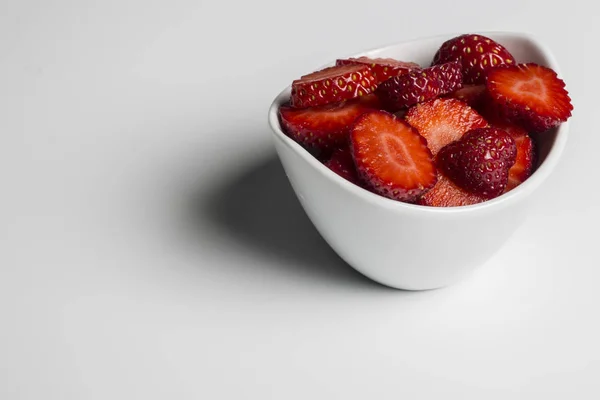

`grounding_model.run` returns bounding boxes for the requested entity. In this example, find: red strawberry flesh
[418,174,486,207]
[351,111,437,202]
[279,97,378,150]
[324,147,361,185]
[487,63,573,132]
[290,65,377,108]
[405,98,488,156]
